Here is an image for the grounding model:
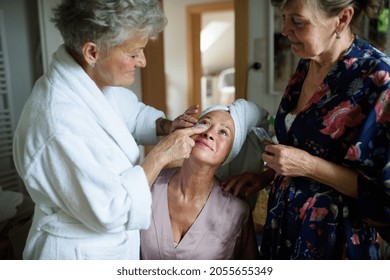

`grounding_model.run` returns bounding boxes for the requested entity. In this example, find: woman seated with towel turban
[140,99,267,260]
